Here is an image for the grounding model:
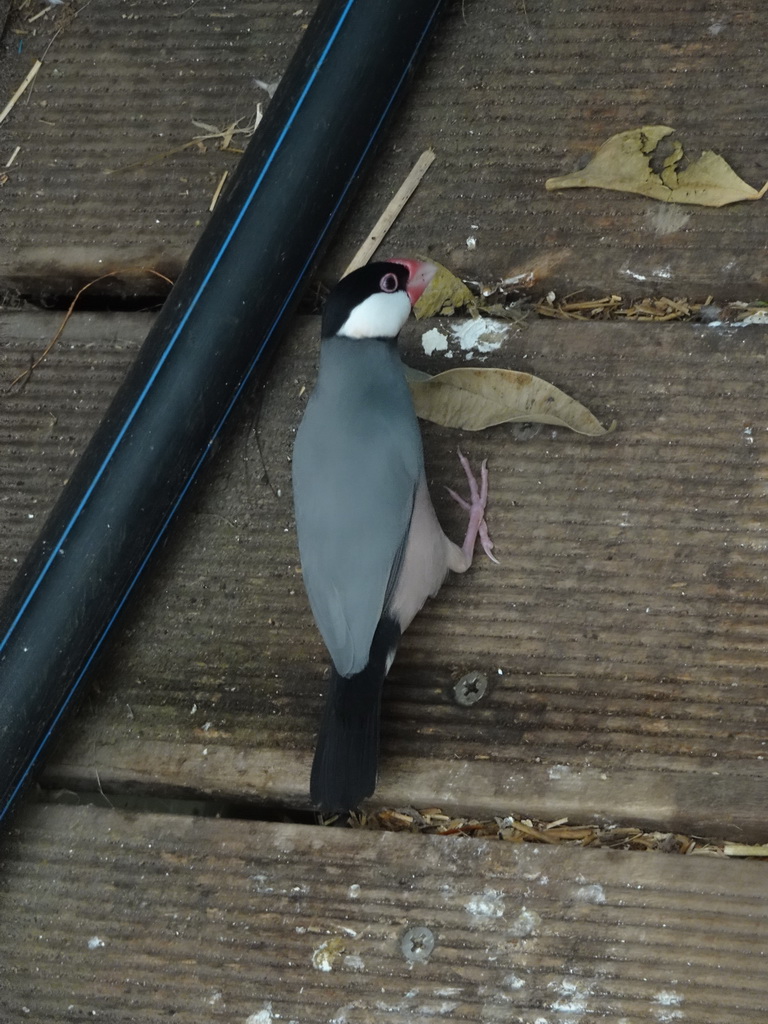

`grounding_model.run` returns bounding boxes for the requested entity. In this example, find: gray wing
[293,380,422,678]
